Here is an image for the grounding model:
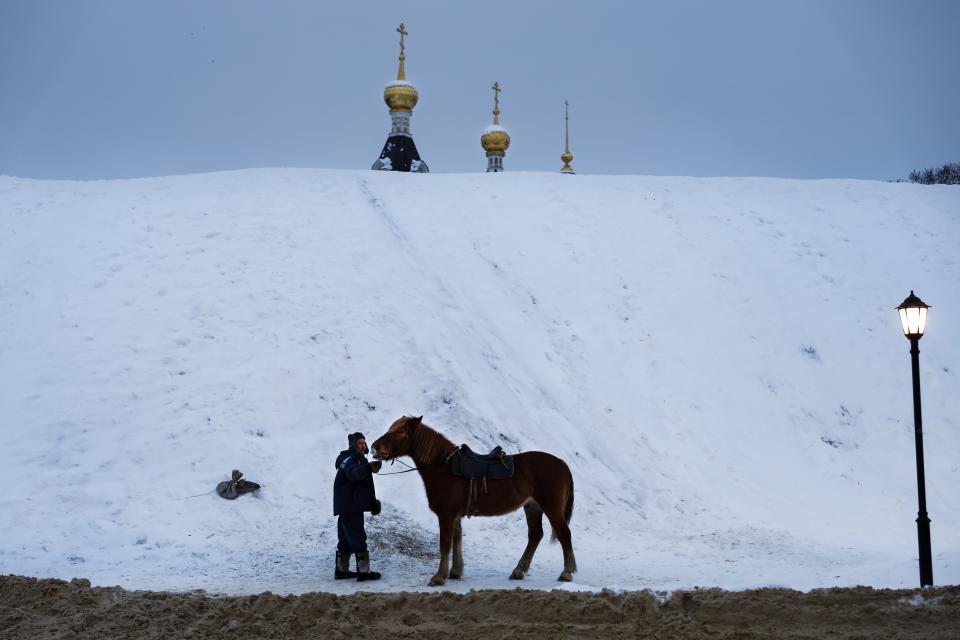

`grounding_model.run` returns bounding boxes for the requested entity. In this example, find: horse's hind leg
[449,517,464,579]
[510,501,544,580]
[544,506,577,581]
